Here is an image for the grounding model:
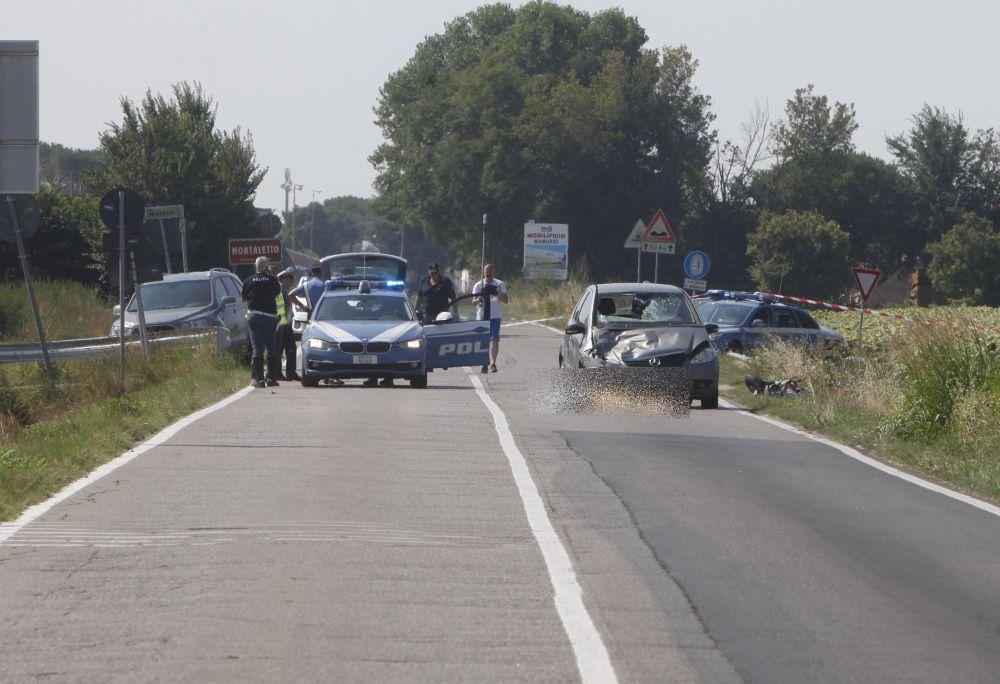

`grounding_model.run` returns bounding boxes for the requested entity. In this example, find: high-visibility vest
[275,292,287,325]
